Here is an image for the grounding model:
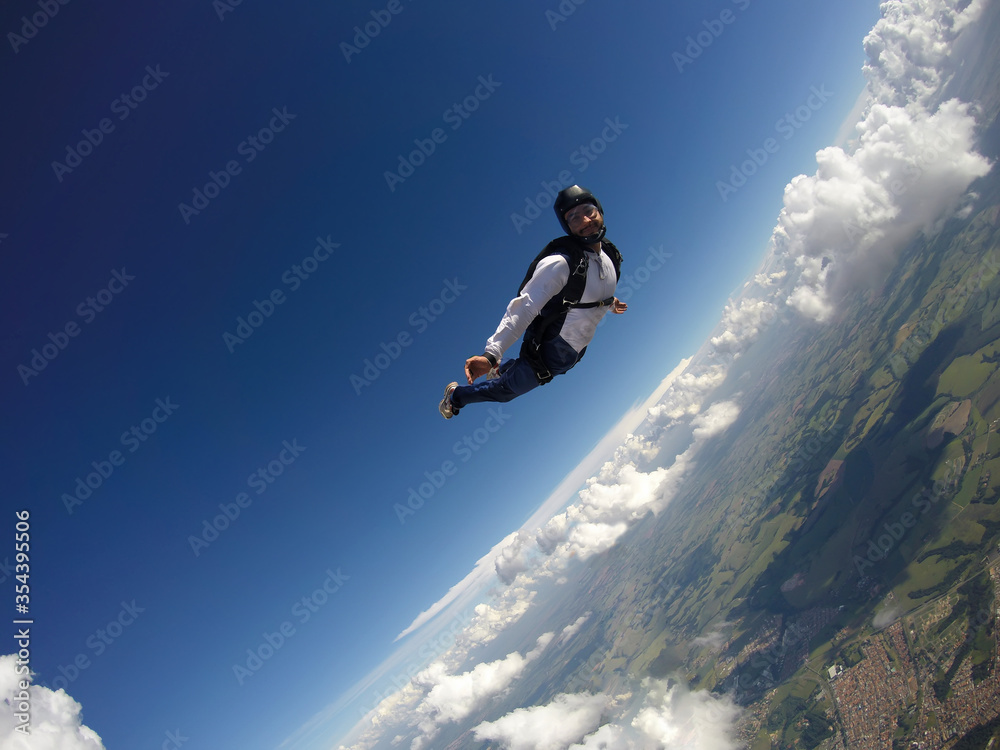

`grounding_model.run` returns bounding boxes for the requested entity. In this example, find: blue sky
[1,1,887,748]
